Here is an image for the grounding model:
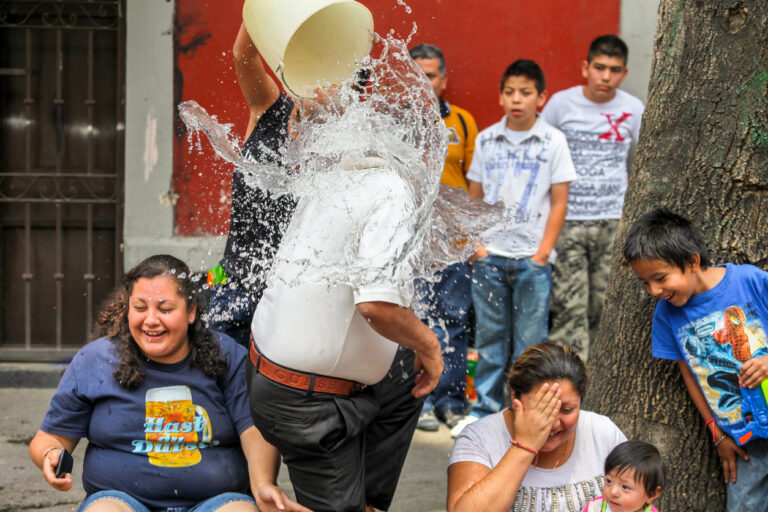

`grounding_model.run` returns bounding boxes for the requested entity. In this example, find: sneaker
[417,410,439,432]
[442,410,465,429]
[450,415,478,438]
